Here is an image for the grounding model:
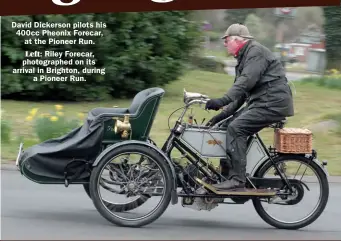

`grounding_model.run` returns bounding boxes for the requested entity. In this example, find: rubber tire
[252,154,329,230]
[84,184,91,198]
[84,183,150,212]
[83,138,157,205]
[89,144,173,227]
